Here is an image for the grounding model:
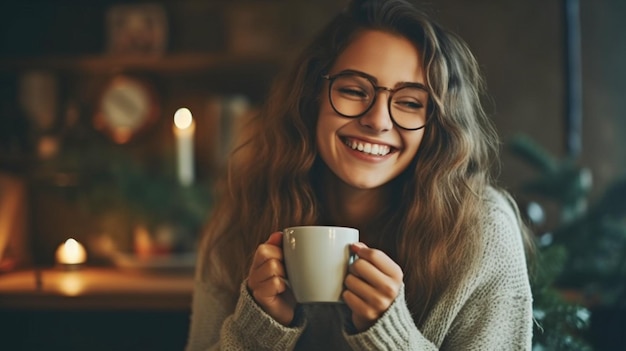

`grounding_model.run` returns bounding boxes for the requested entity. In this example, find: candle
[174,108,195,186]
[55,238,87,266]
